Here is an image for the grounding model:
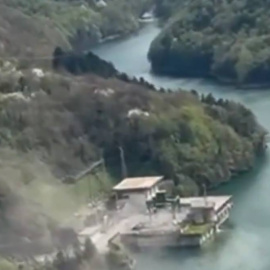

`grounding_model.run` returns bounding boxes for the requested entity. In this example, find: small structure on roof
[180,196,232,225]
[113,176,163,200]
[118,195,233,248]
